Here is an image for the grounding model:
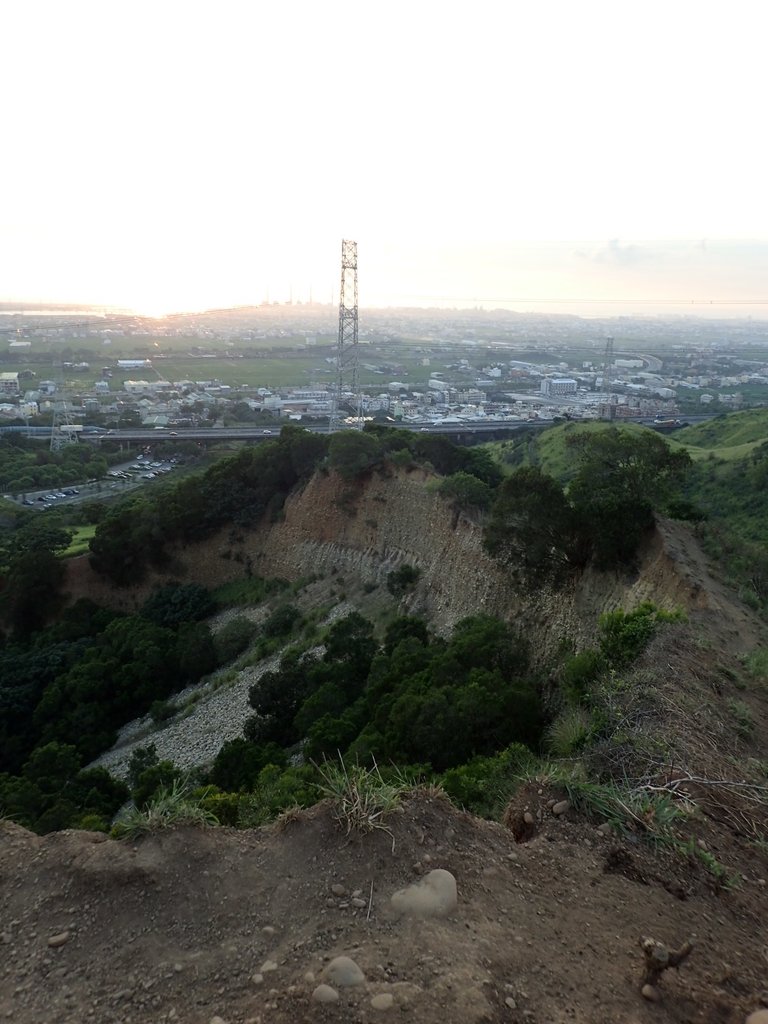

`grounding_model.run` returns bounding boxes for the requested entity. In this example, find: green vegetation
[487,411,768,614]
[674,409,768,450]
[228,611,541,781]
[212,576,288,608]
[317,758,411,842]
[89,425,330,585]
[111,779,219,839]
[62,524,97,556]
[484,428,691,580]
[386,564,421,597]
[0,433,109,494]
